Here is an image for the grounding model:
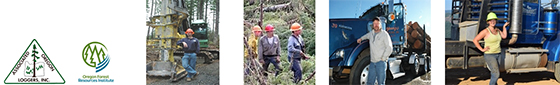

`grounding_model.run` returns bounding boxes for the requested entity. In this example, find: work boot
[186,78,192,82]
[193,72,199,79]
[275,71,280,77]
